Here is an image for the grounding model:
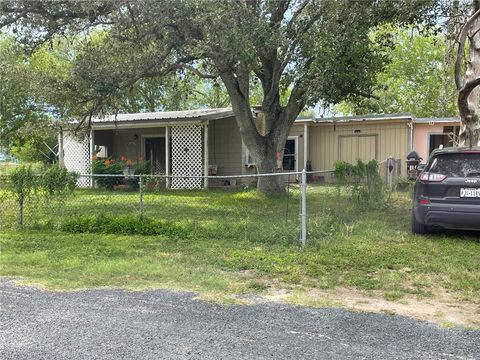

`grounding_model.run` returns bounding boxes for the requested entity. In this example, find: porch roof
[91,108,234,129]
